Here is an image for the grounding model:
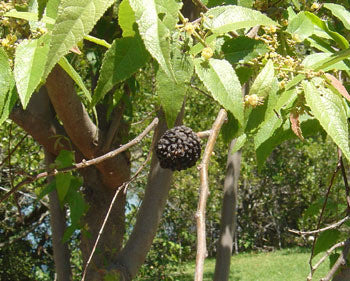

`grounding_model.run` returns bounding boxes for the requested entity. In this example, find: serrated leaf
[67,189,88,225]
[249,60,275,98]
[93,35,149,105]
[222,36,269,64]
[0,47,13,107]
[194,58,243,126]
[44,0,115,78]
[286,12,314,41]
[129,0,182,80]
[204,5,278,34]
[302,52,350,72]
[119,0,136,37]
[0,81,18,126]
[314,229,341,257]
[305,12,349,50]
[303,80,350,162]
[14,34,50,108]
[313,48,350,71]
[157,41,193,127]
[58,57,91,102]
[324,3,350,31]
